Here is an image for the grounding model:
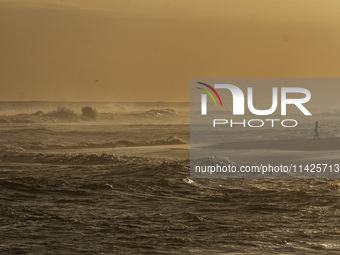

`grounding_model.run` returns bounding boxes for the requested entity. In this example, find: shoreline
[202,137,340,151]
